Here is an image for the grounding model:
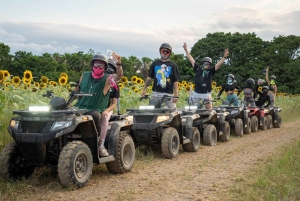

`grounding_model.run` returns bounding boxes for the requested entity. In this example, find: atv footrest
[183,139,191,144]
[99,155,115,164]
